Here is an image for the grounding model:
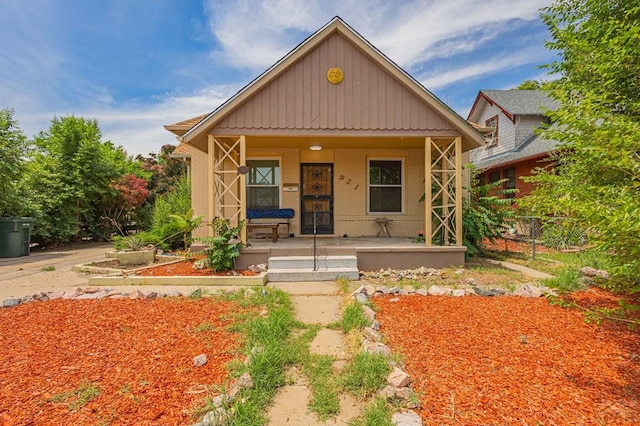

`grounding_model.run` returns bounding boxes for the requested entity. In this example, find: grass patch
[41,265,56,271]
[304,355,340,420]
[541,267,586,293]
[341,352,392,397]
[485,247,613,277]
[192,321,215,333]
[192,288,300,425]
[50,379,102,411]
[350,397,393,426]
[337,301,371,333]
